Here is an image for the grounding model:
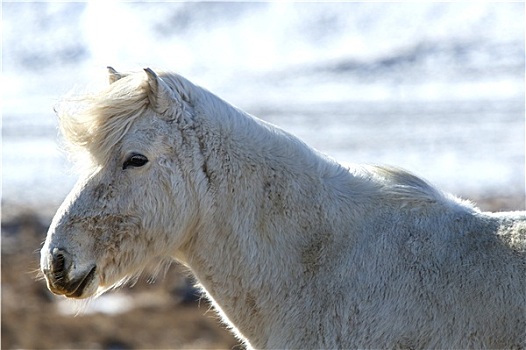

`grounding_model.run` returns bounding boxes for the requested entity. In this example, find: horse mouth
[66,266,97,298]
[48,266,97,299]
